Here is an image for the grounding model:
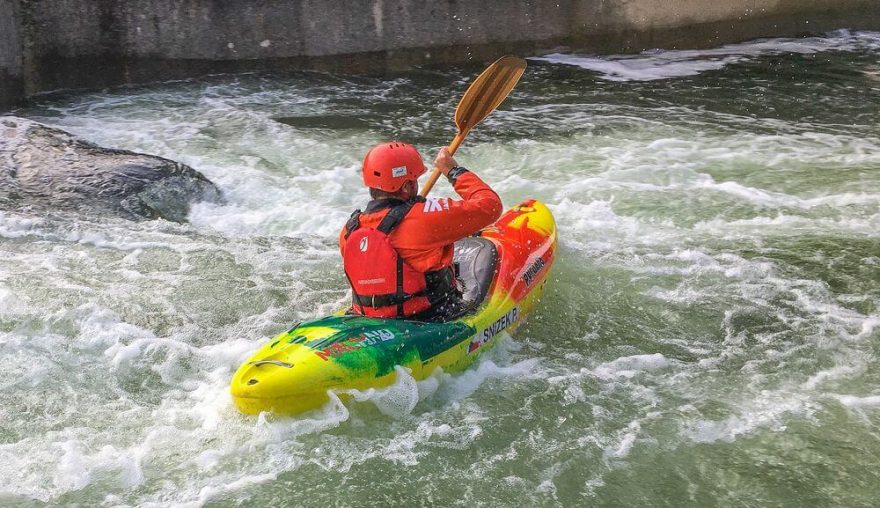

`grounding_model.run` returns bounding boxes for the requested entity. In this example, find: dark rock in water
[0,116,223,222]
